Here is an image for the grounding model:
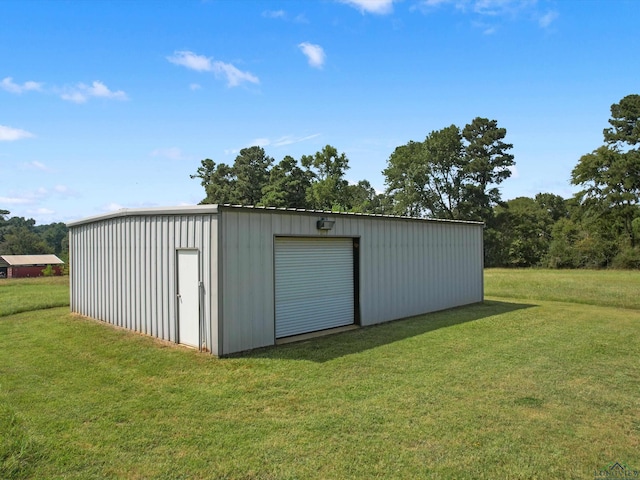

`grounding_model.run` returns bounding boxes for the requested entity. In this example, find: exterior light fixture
[316,218,335,230]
